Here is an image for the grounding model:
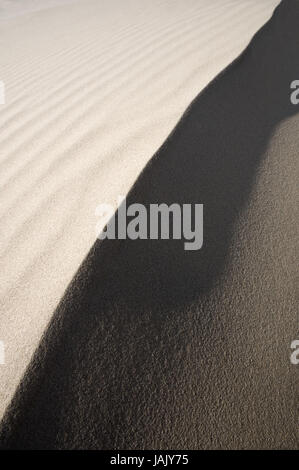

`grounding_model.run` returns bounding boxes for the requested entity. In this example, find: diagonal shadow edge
[0,0,298,449]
